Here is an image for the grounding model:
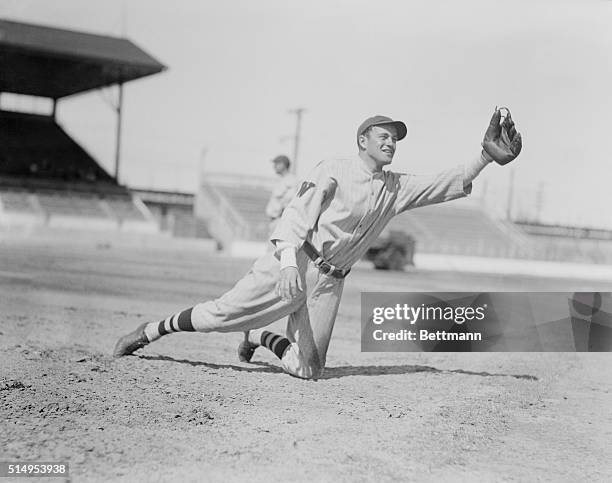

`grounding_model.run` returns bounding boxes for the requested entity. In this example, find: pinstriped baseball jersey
[271,156,470,269]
